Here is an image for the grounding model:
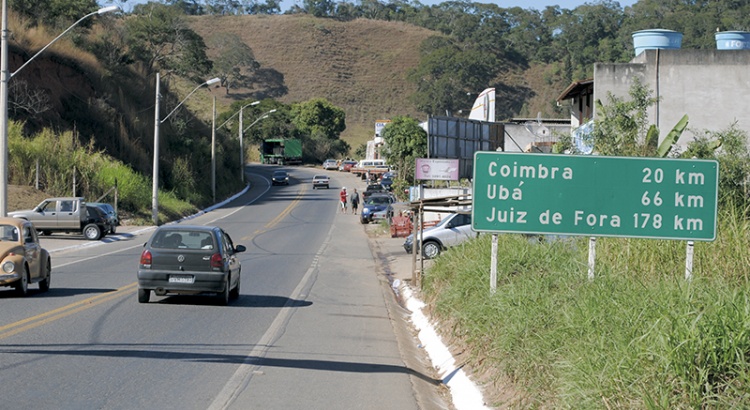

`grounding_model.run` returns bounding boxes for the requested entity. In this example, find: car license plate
[169,275,194,284]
